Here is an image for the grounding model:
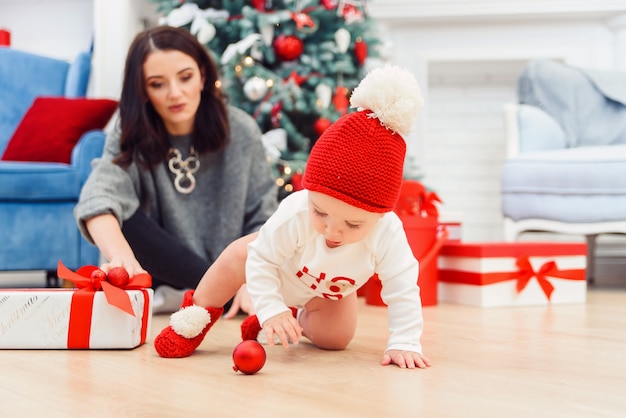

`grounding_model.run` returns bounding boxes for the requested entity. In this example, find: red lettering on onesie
[296,266,357,300]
